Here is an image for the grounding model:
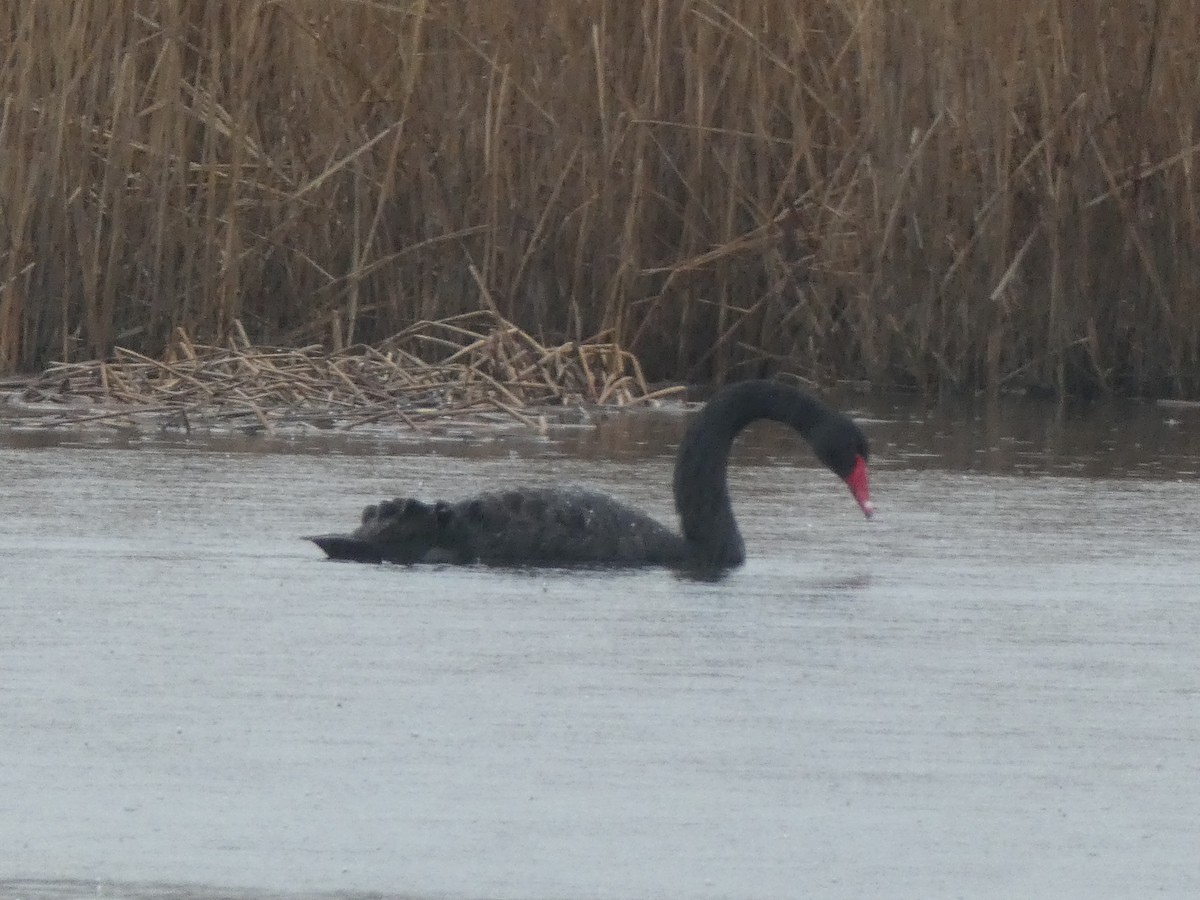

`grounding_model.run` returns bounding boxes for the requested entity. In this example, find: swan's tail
[306,533,385,563]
